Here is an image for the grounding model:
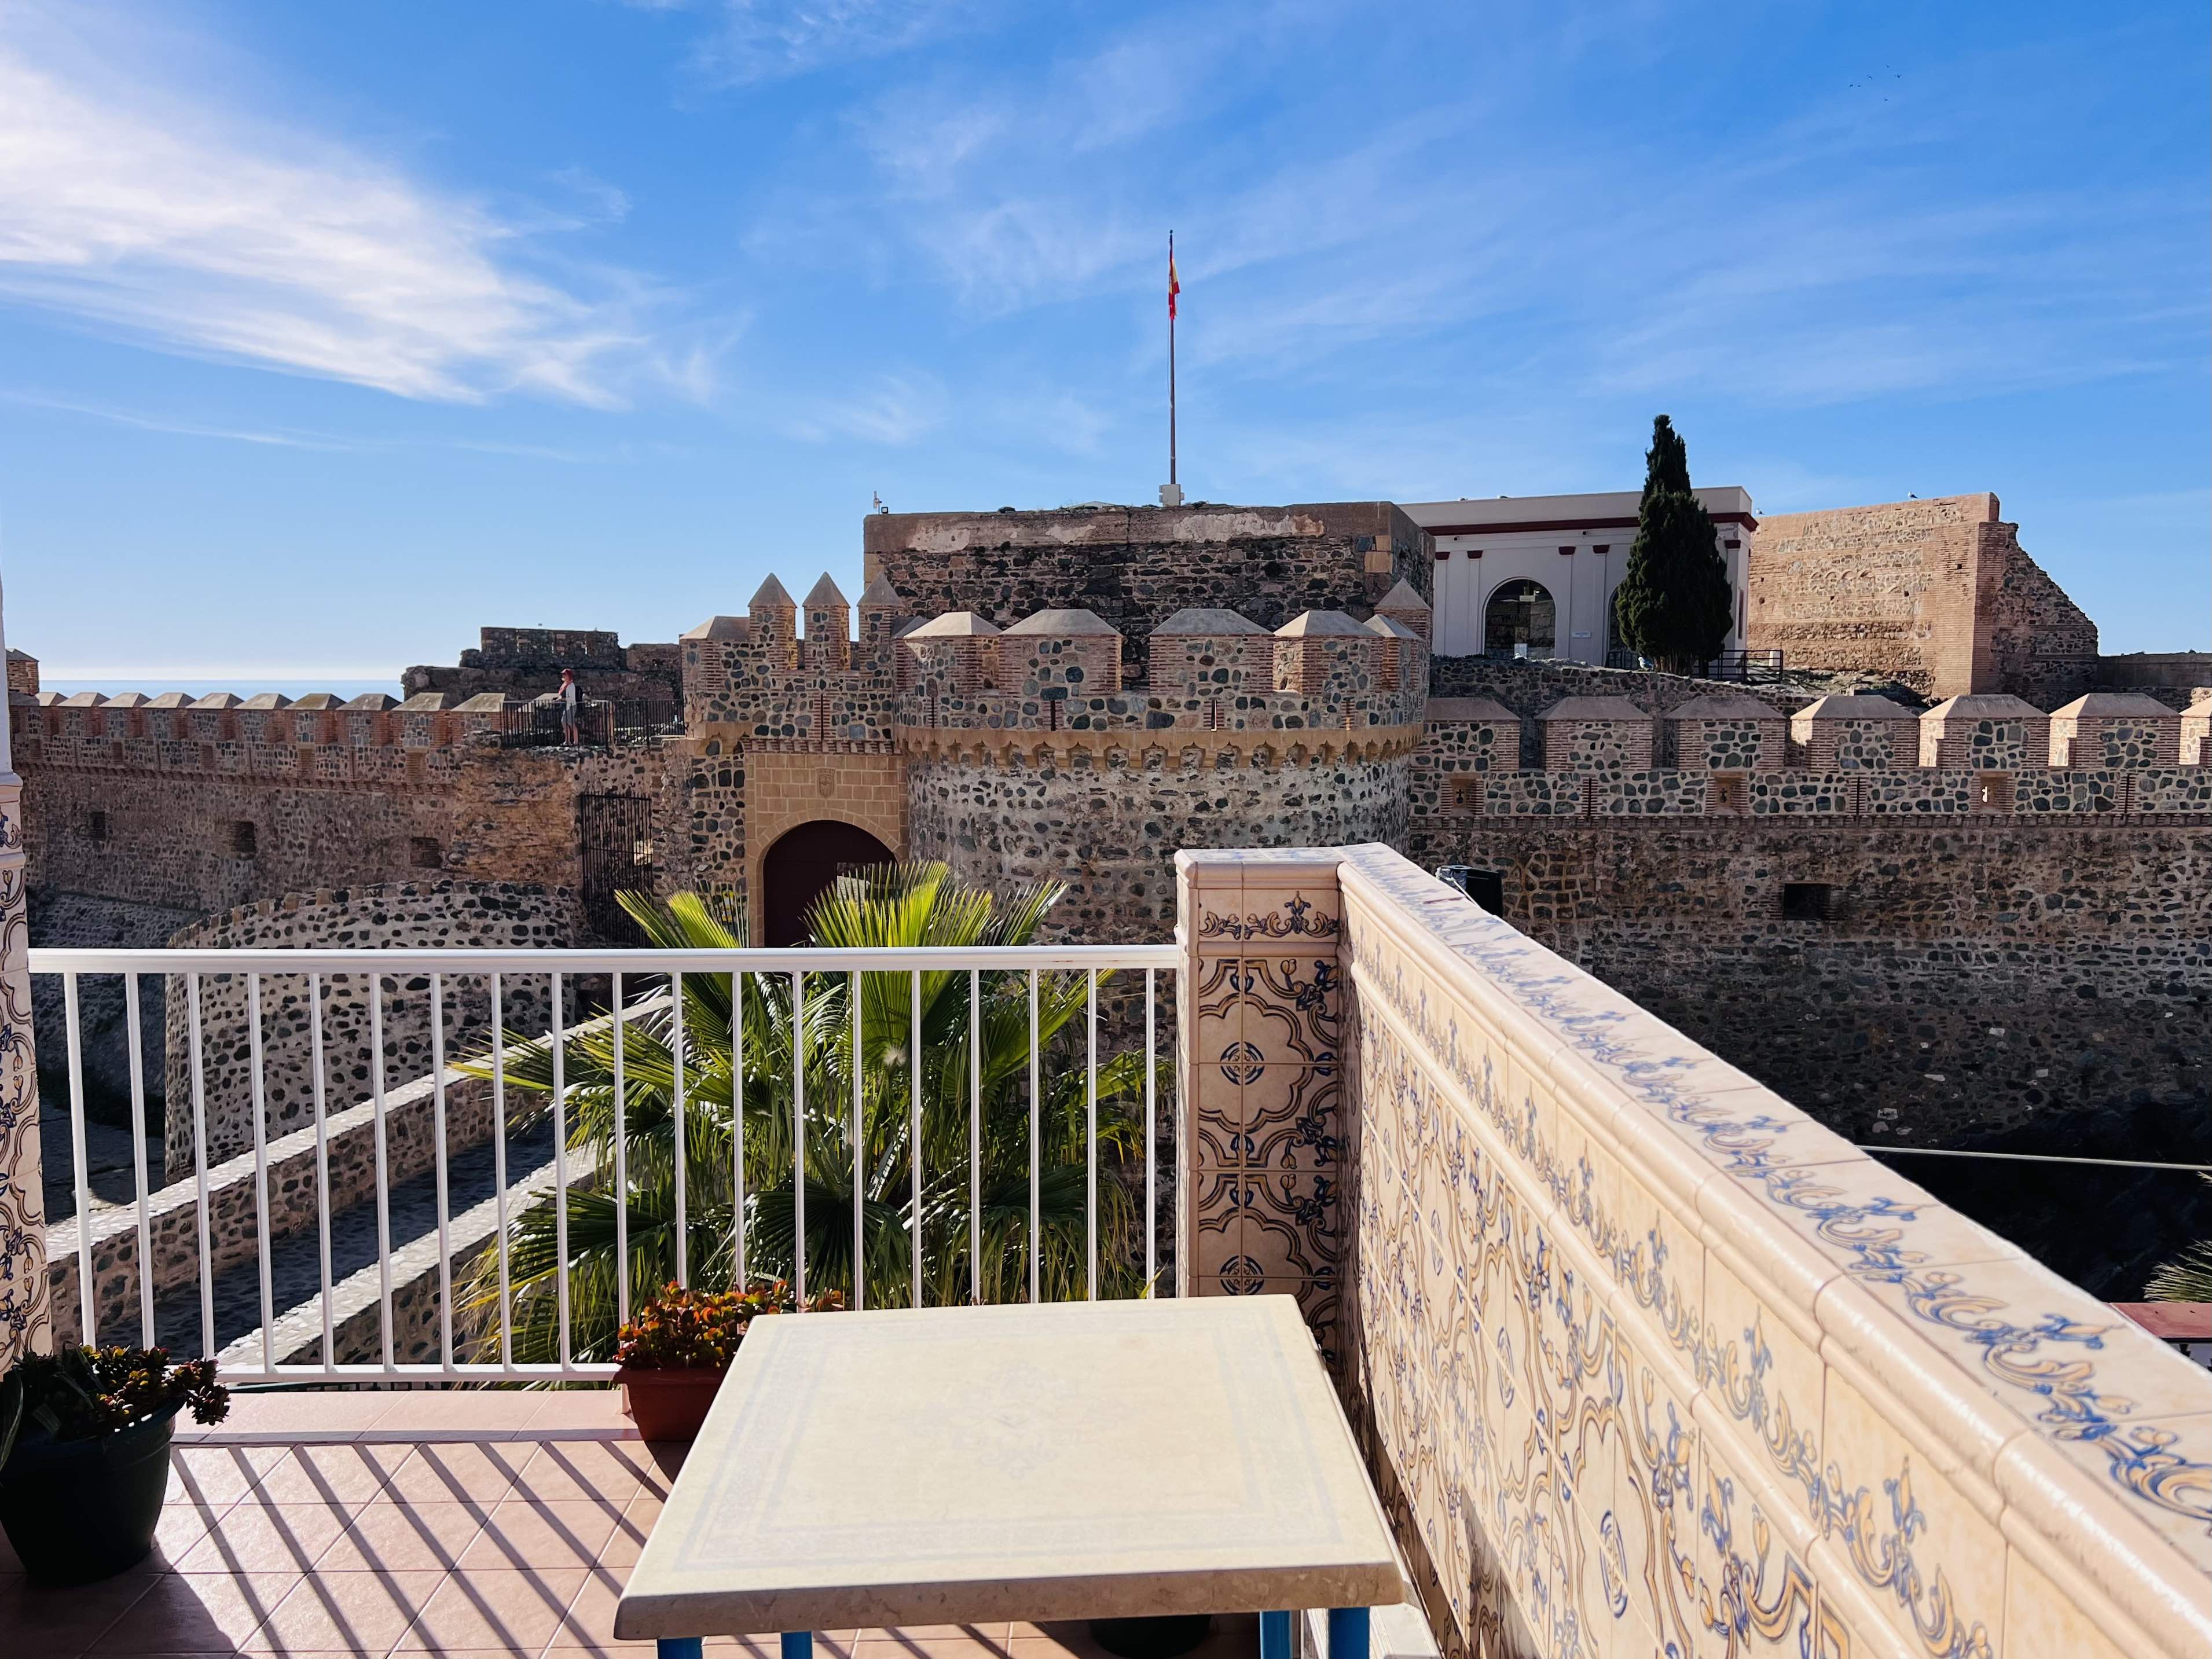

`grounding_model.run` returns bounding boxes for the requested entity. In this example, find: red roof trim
[1424,511,1758,537]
